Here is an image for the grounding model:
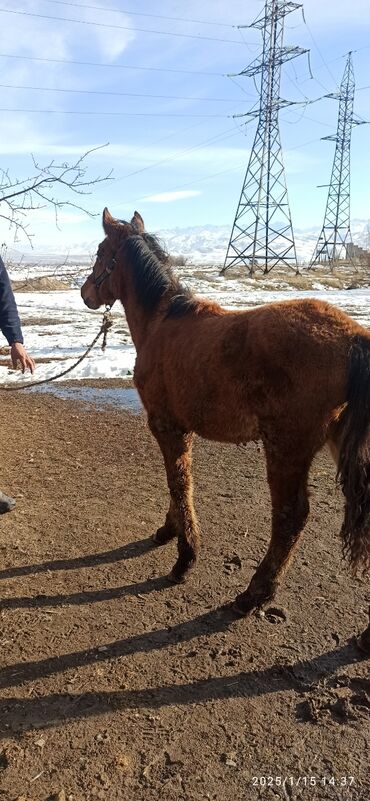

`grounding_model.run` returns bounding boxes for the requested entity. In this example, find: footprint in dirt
[296,674,370,724]
[223,554,242,574]
[258,606,287,624]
